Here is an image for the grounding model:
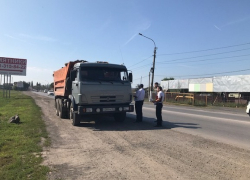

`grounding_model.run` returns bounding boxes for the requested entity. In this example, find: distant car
[246,101,250,116]
[47,90,54,96]
[44,89,48,93]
